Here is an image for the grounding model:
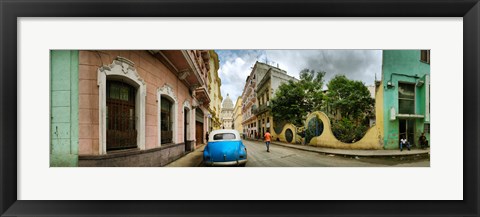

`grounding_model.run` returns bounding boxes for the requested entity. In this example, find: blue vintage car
[203,129,247,166]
